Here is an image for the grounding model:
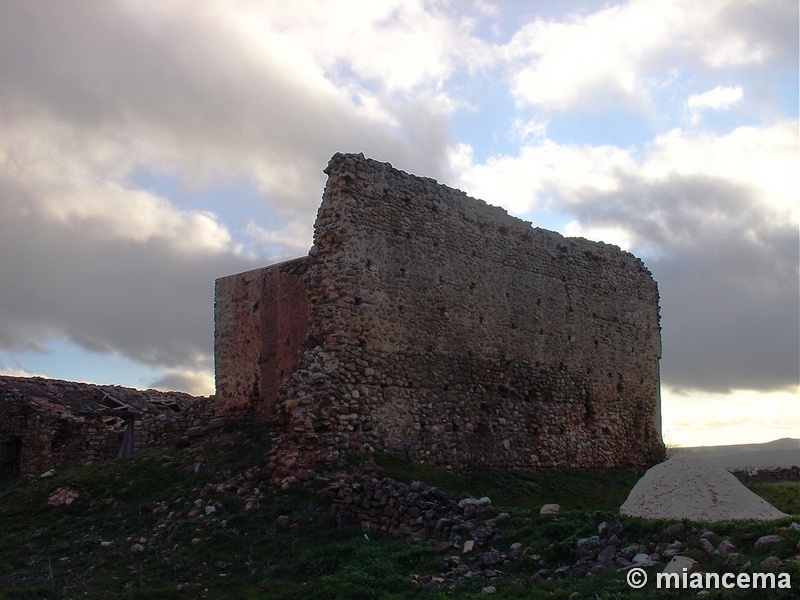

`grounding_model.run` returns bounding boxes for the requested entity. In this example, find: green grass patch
[1,427,797,599]
[746,481,800,516]
[371,452,642,512]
